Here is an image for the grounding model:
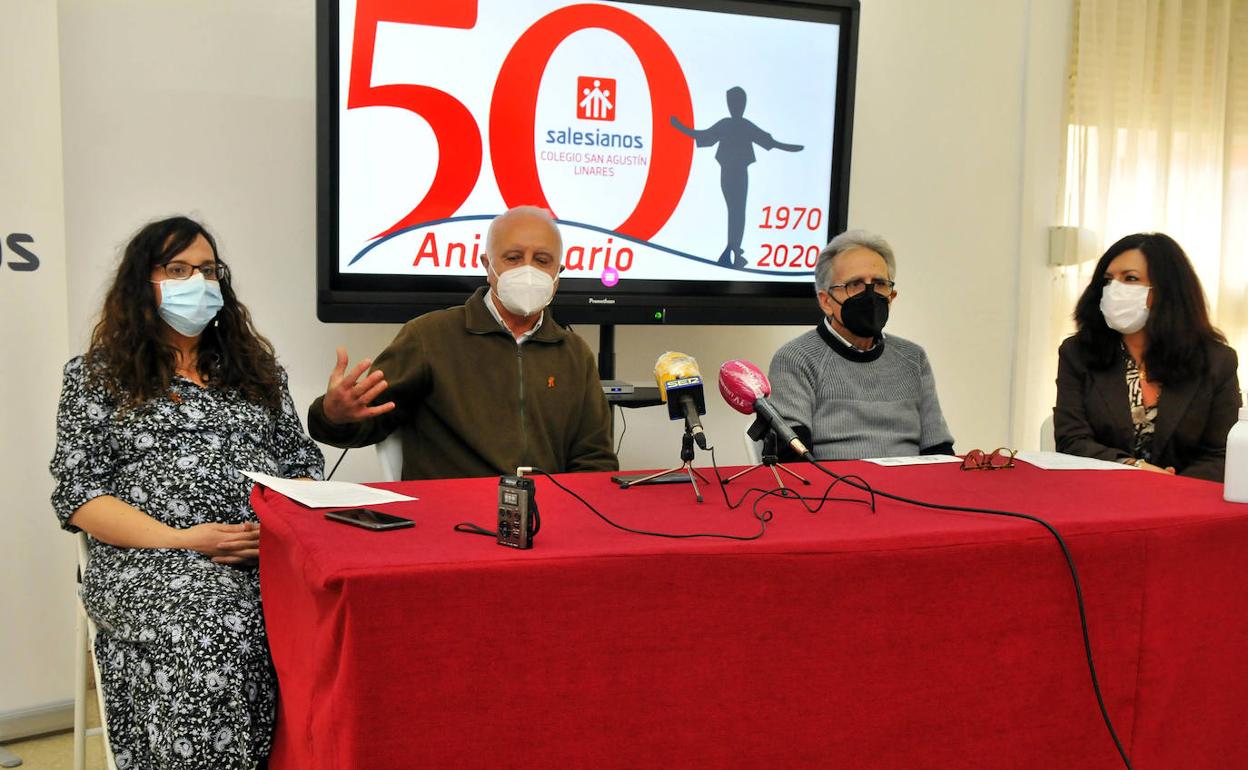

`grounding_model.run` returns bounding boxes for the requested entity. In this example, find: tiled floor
[0,693,106,770]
